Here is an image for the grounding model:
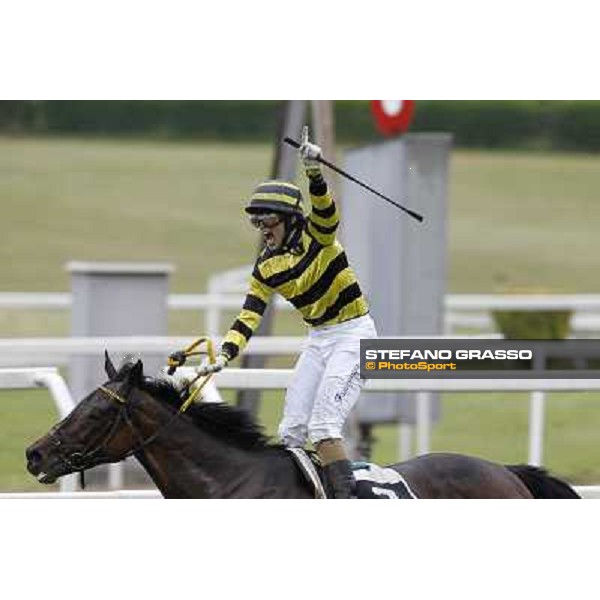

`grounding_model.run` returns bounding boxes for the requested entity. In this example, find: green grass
[0,137,274,293]
[2,138,600,294]
[449,150,600,293]
[2,136,600,491]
